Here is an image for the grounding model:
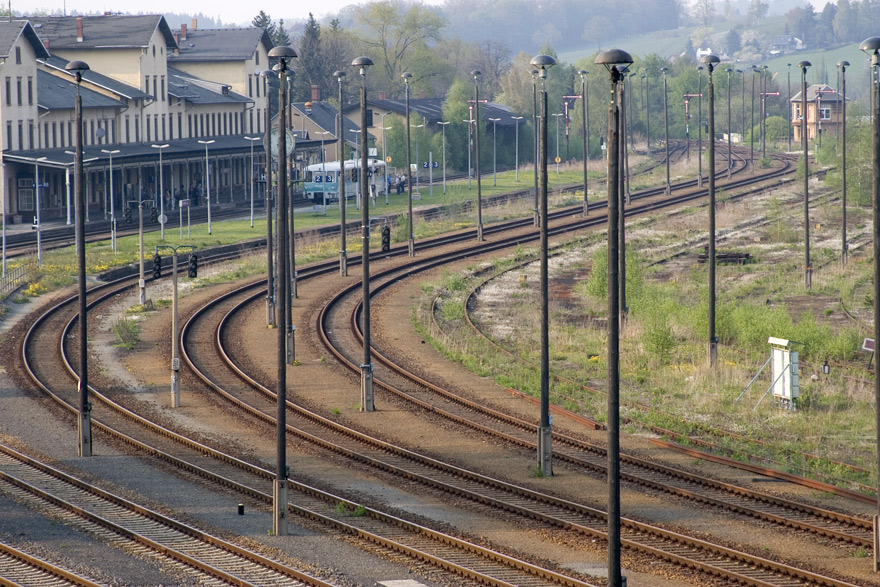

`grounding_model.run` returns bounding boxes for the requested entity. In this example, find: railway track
[0,538,105,587]
[196,150,873,585]
[14,145,848,586]
[0,443,331,587]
